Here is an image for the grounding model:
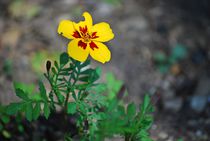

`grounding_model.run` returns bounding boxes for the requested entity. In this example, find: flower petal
[83,12,93,28]
[74,12,93,33]
[89,41,111,63]
[67,39,89,62]
[57,20,76,39]
[92,22,114,42]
